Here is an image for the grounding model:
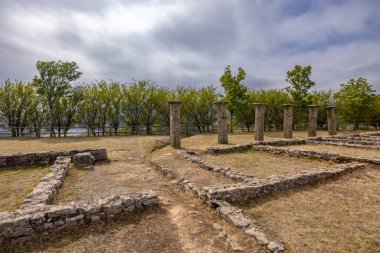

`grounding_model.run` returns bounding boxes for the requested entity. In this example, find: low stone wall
[207,144,253,154]
[0,192,158,243]
[306,140,380,149]
[210,200,284,253]
[0,148,108,168]
[204,163,366,203]
[152,163,284,253]
[176,151,258,183]
[252,145,380,165]
[24,156,71,208]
